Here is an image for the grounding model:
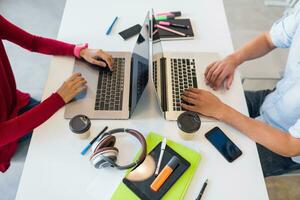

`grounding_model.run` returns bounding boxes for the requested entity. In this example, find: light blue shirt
[258,8,300,162]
